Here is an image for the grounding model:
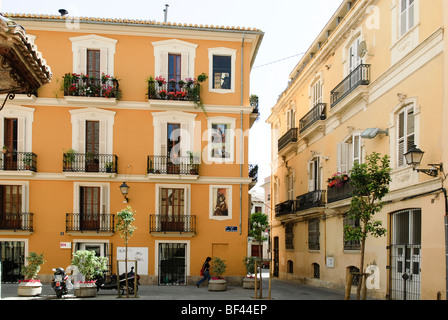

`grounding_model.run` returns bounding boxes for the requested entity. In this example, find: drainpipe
[239,32,245,235]
[443,188,448,300]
